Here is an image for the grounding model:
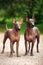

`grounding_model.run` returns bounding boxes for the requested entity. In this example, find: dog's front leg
[30,42,34,56]
[36,36,40,53]
[25,40,27,55]
[27,42,30,53]
[1,38,6,54]
[16,41,19,57]
[10,42,13,57]
[12,42,15,53]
